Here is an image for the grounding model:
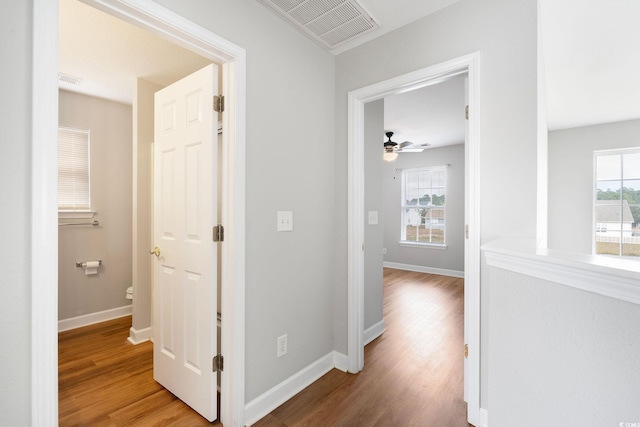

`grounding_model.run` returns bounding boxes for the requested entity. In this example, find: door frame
[32,0,246,425]
[346,52,481,425]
